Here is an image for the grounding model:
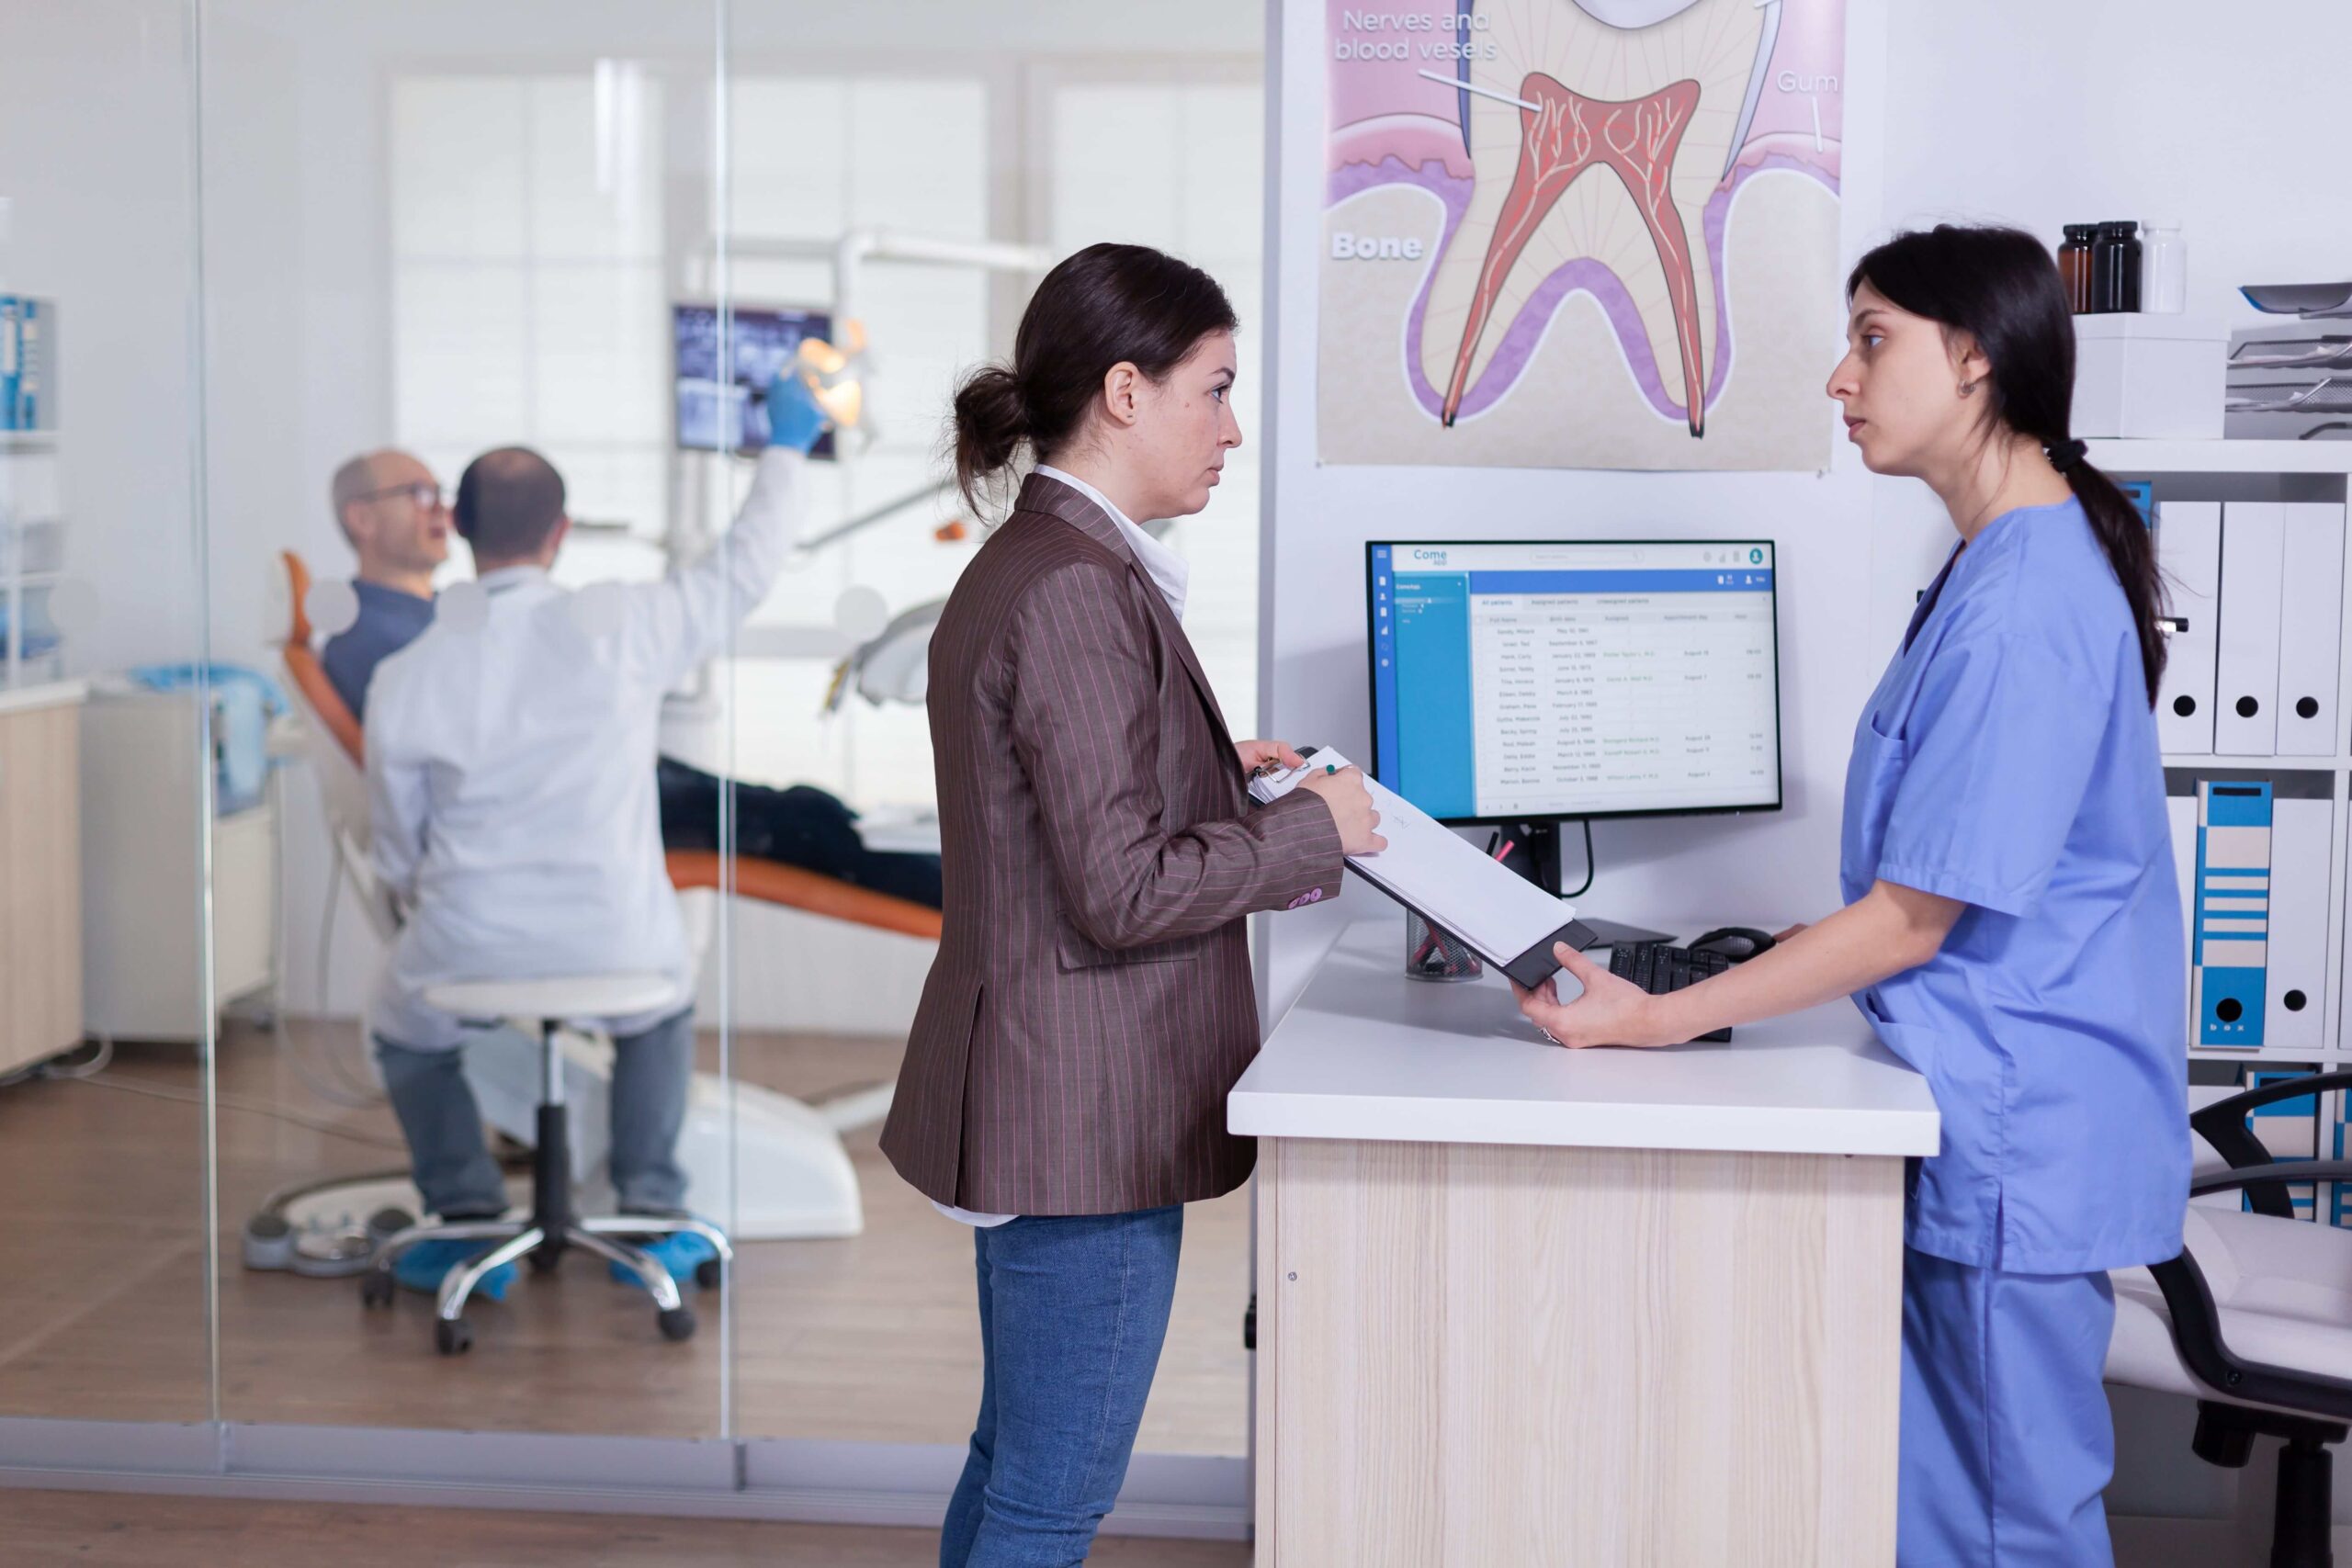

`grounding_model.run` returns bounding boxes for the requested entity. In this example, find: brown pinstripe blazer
[880,473,1345,1215]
